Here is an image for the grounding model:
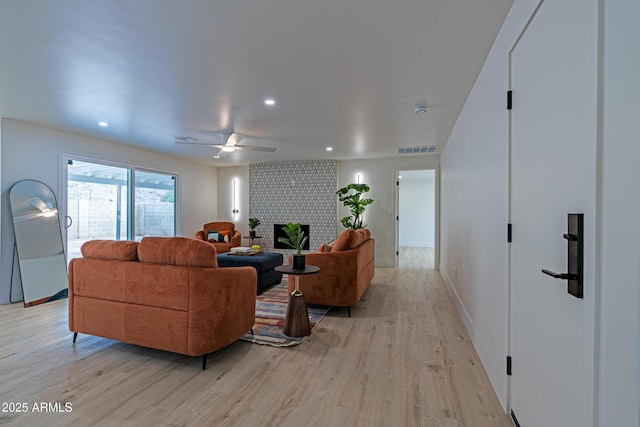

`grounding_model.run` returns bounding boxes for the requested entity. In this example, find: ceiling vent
[397,145,439,155]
